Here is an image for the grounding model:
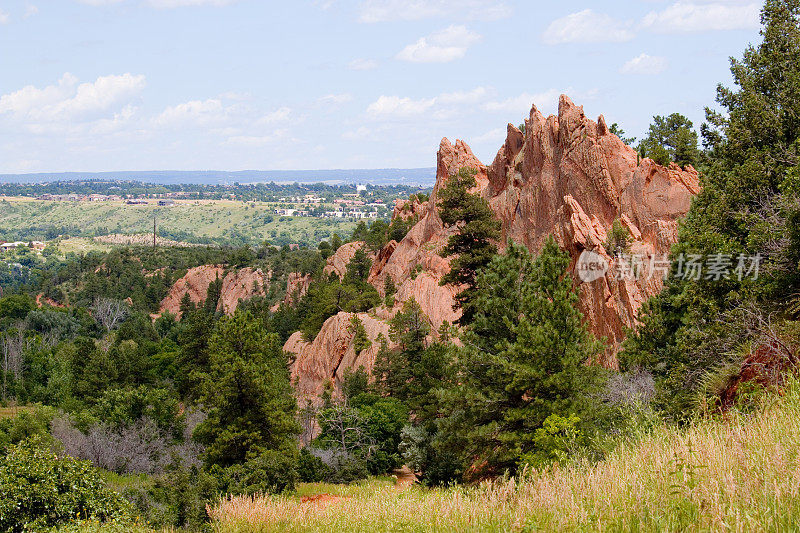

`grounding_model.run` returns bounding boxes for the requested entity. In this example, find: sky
[0,0,764,173]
